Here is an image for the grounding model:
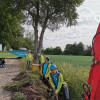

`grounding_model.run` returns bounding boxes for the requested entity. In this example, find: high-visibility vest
[26,53,33,61]
[42,62,51,76]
